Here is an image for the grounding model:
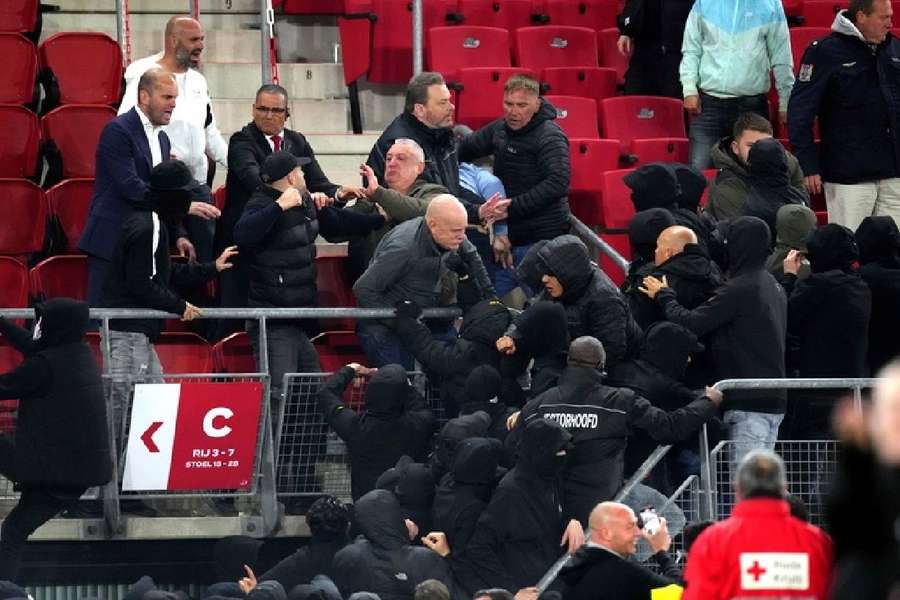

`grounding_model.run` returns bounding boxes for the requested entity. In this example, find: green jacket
[706,137,807,222]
